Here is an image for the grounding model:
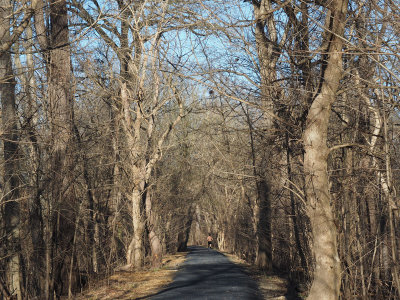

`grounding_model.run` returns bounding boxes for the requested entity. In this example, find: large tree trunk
[146,191,163,268]
[252,0,281,271]
[128,189,145,267]
[302,0,348,299]
[22,19,46,298]
[120,83,146,268]
[0,1,23,298]
[255,178,272,270]
[46,0,74,297]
